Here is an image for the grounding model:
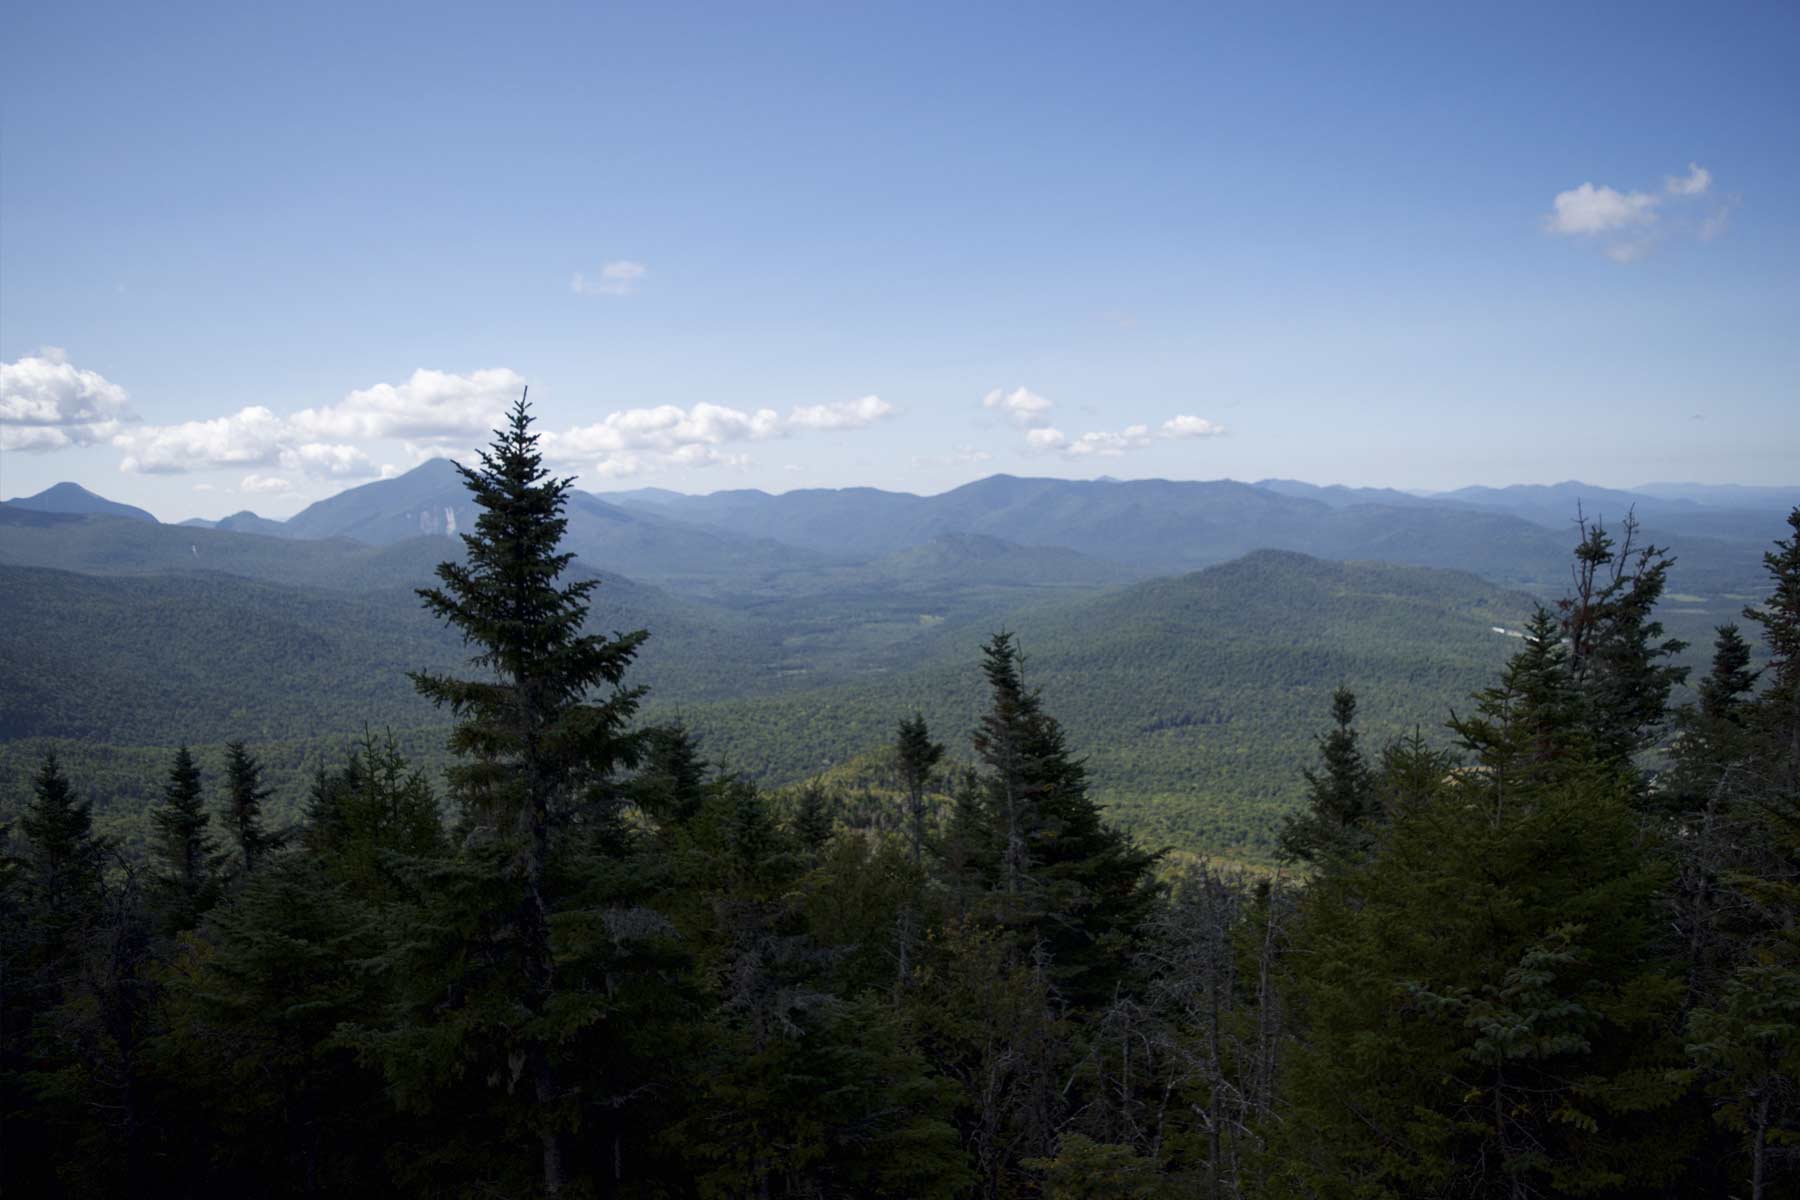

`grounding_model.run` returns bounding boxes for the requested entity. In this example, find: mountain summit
[7,482,157,524]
